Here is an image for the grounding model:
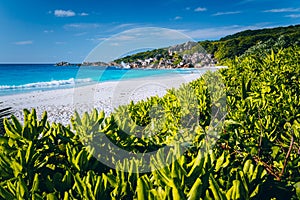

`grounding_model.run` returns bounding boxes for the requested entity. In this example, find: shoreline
[0,66,227,97]
[1,73,204,126]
